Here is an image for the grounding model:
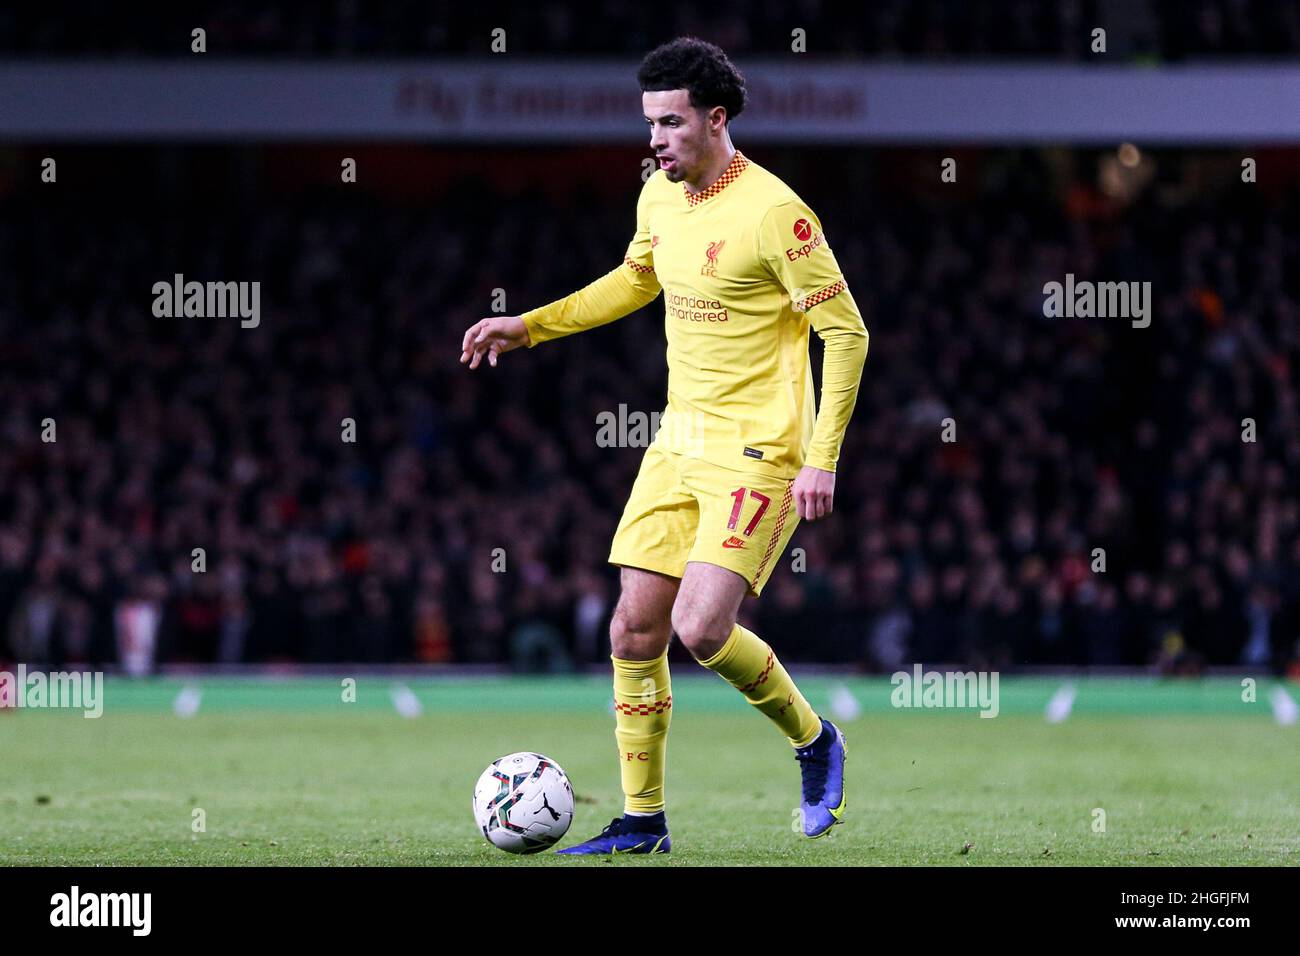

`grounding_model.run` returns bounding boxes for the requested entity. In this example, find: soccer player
[459,37,869,853]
